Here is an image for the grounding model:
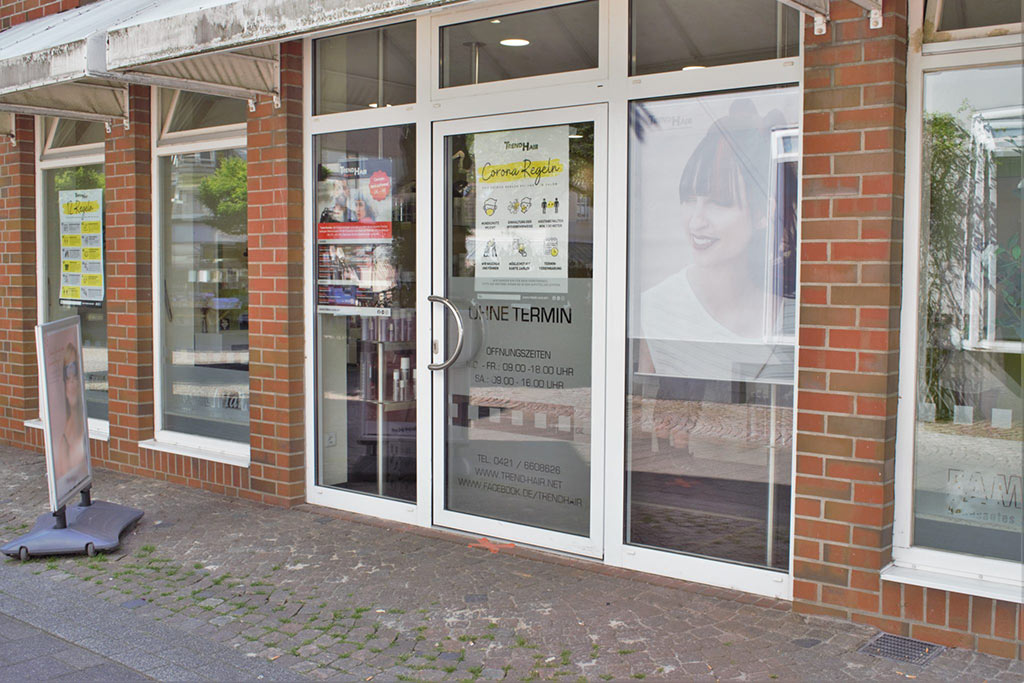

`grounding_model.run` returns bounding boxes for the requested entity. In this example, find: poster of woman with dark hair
[630,92,799,383]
